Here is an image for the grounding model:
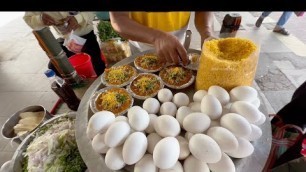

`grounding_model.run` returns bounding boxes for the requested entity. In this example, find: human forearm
[23,12,46,30]
[194,12,214,46]
[109,12,167,45]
